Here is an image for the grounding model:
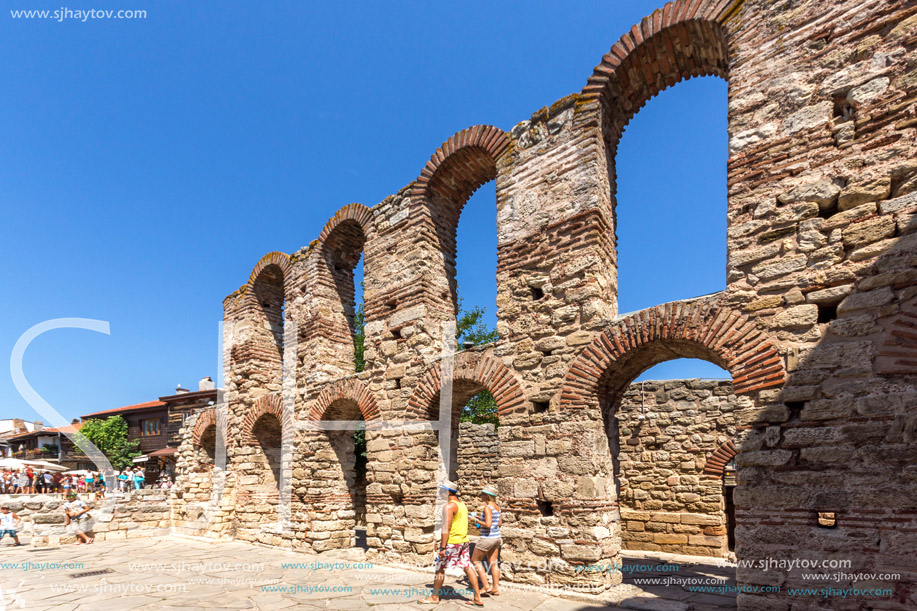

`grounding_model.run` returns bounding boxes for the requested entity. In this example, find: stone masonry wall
[448,382,741,559]
[172,1,917,608]
[4,491,171,546]
[616,379,742,558]
[171,409,236,540]
[454,422,501,499]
